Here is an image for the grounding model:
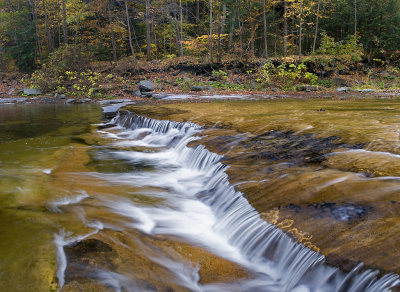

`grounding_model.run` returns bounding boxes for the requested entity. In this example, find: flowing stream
[1,100,400,291]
